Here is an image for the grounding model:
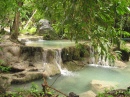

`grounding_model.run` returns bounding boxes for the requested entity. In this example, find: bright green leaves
[0,66,10,72]
[0,1,6,11]
[0,0,129,62]
[116,1,129,15]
